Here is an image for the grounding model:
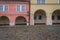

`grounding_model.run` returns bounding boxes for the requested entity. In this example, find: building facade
[0,0,30,26]
[30,0,60,25]
[0,0,60,26]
